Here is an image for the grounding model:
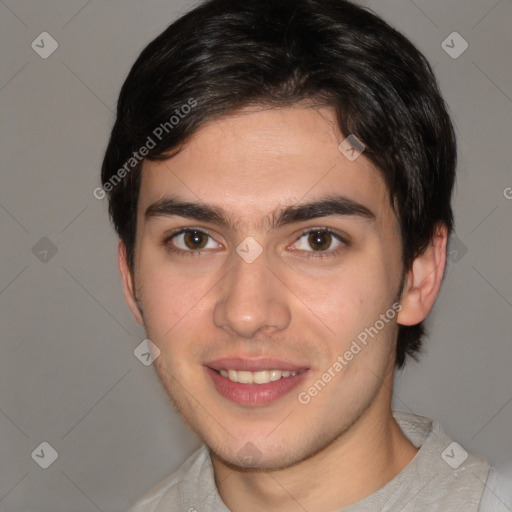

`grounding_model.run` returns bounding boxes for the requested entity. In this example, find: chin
[213,447,302,472]
[207,432,318,472]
